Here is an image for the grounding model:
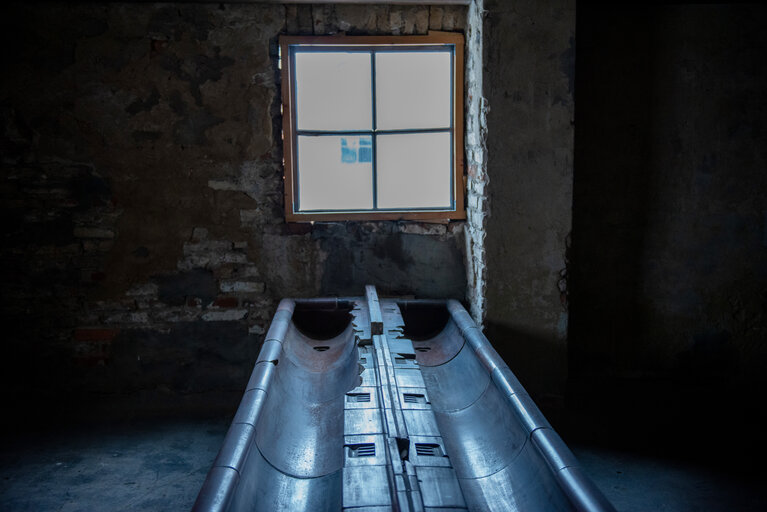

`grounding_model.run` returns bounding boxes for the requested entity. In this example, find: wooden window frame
[280,32,466,223]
